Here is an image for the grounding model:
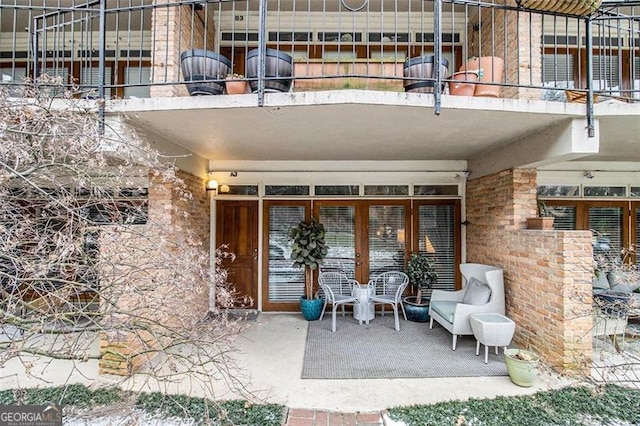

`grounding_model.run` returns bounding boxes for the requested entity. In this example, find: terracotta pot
[225,79,247,94]
[526,217,554,230]
[460,56,504,98]
[449,71,479,96]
